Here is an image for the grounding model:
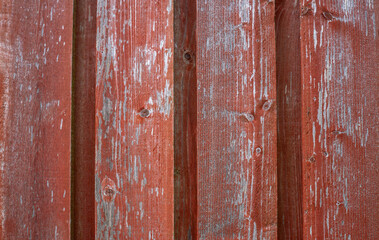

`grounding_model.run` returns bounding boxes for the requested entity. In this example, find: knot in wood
[139,108,151,118]
[301,6,311,16]
[308,156,316,163]
[241,112,254,122]
[262,100,273,111]
[101,177,116,202]
[322,11,334,21]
